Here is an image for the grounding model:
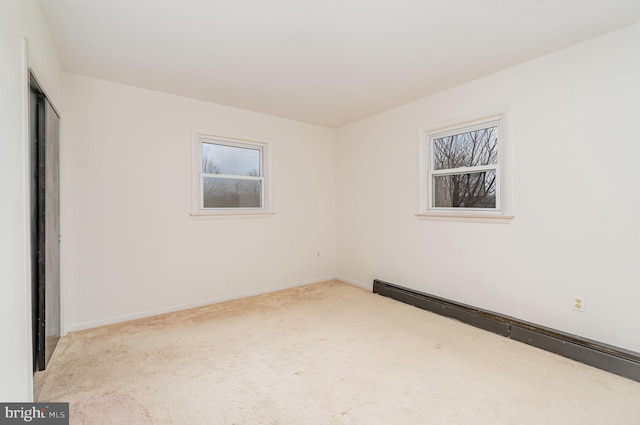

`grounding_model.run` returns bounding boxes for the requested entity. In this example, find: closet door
[42,96,61,369]
[31,84,61,372]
